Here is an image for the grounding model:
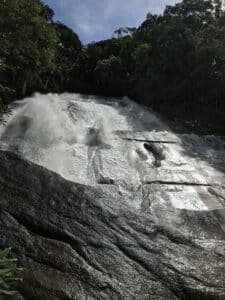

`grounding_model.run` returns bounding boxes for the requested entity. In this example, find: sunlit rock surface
[0,93,225,299]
